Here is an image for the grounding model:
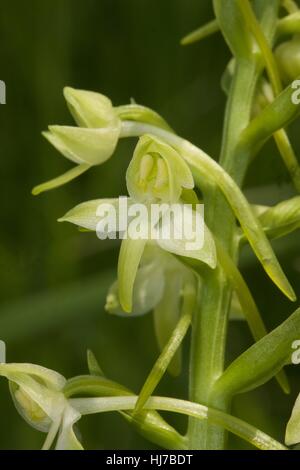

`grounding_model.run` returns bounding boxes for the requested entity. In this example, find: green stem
[187,59,259,449]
